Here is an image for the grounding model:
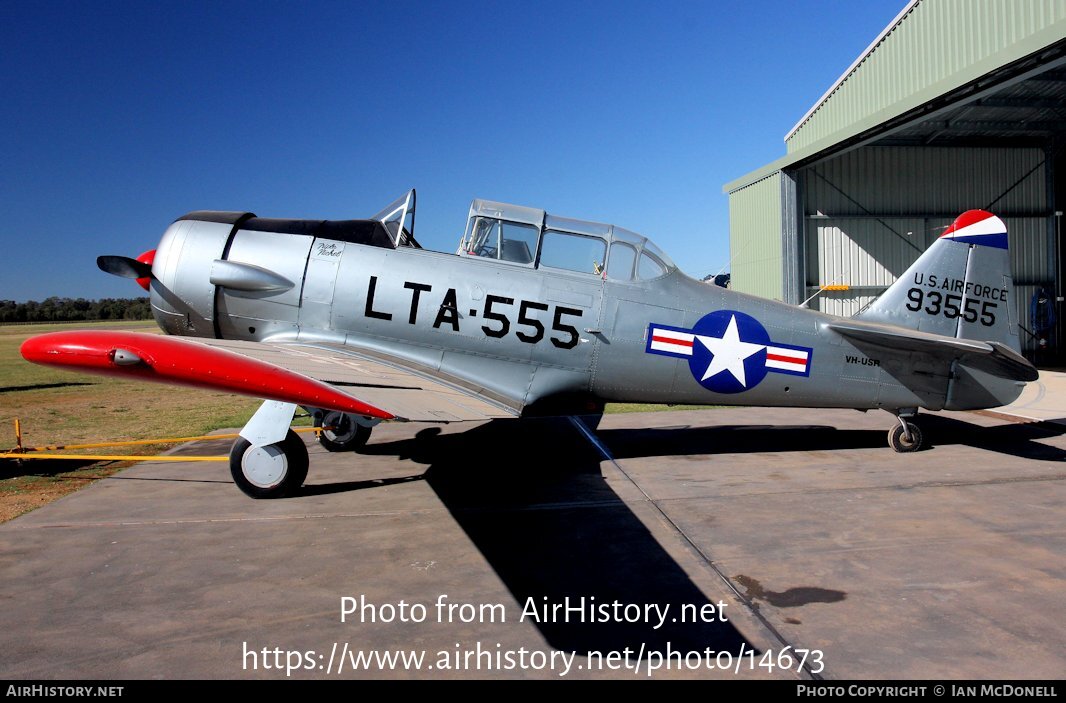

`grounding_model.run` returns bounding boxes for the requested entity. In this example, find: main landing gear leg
[887,409,923,453]
[229,400,308,499]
